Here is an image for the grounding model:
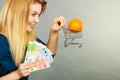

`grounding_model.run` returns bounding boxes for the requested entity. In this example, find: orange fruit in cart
[68,18,82,32]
